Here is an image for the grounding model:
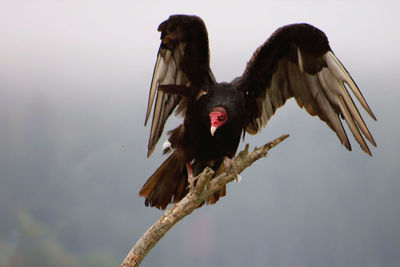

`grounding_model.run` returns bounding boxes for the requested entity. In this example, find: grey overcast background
[1,1,399,266]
